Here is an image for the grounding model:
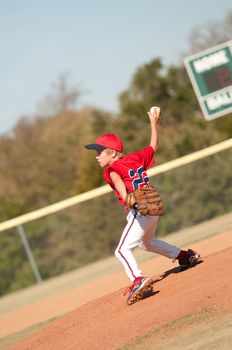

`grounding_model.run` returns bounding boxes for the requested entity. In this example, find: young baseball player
[85,106,200,305]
